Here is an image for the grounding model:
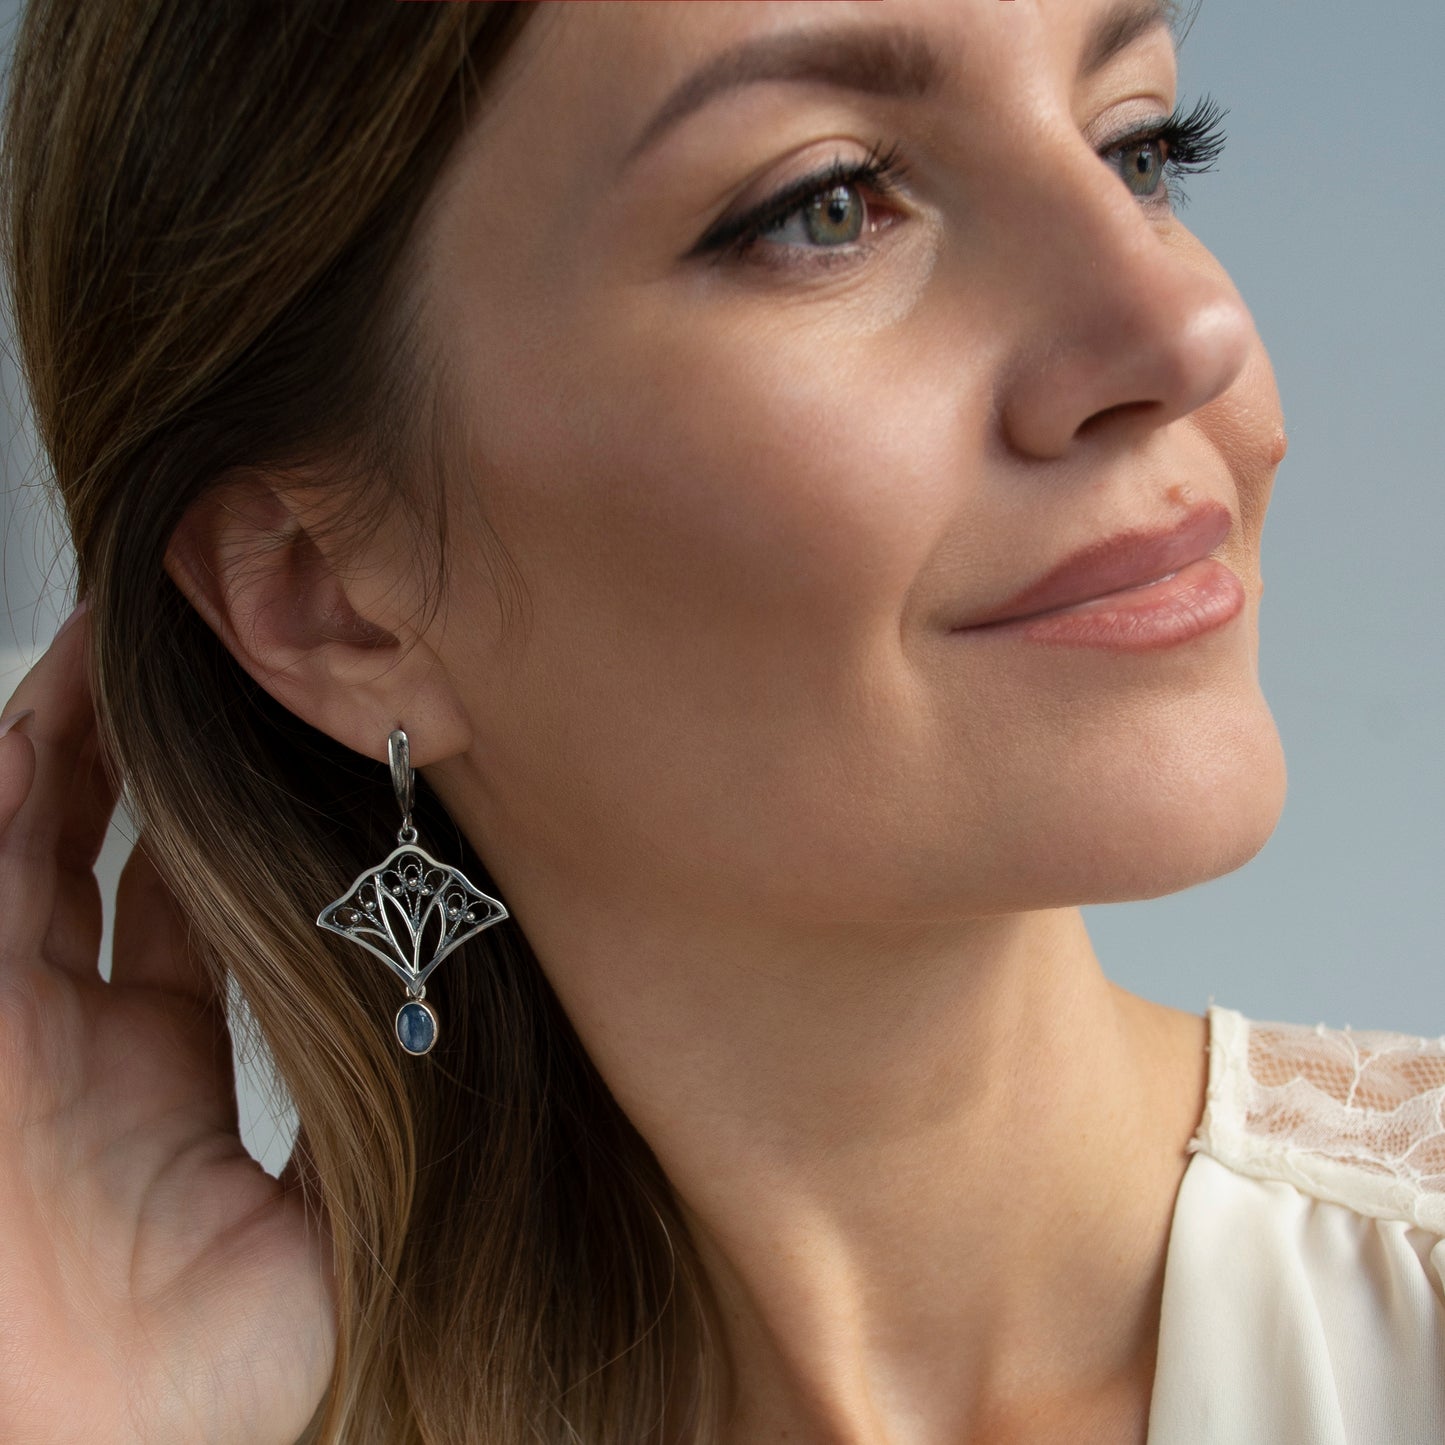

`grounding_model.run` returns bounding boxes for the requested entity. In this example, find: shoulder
[1190,1004,1445,1234]
[1154,1007,1445,1440]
